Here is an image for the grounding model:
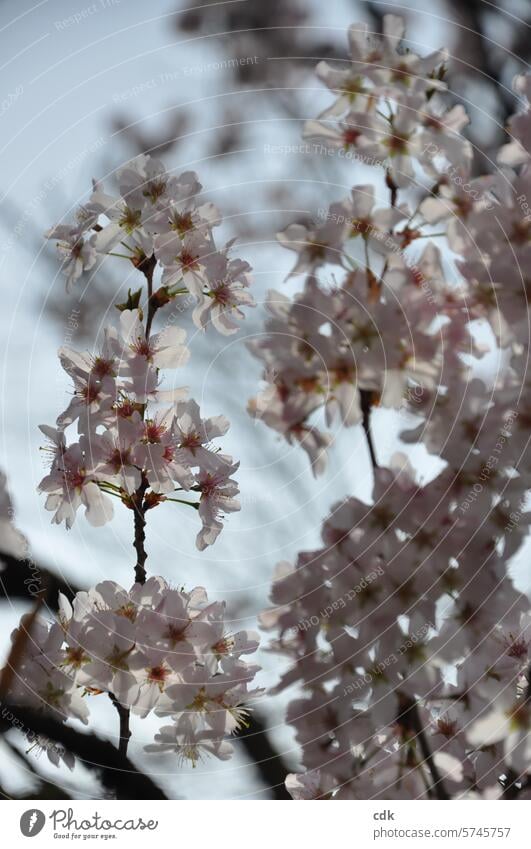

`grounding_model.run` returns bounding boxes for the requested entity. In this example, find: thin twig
[132,473,149,585]
[359,388,378,469]
[130,253,158,586]
[141,254,158,338]
[399,695,449,800]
